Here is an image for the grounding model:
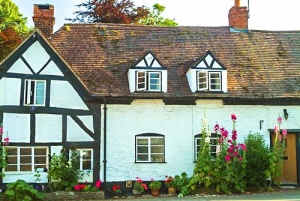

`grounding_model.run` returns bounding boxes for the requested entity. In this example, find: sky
[12,0,300,32]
